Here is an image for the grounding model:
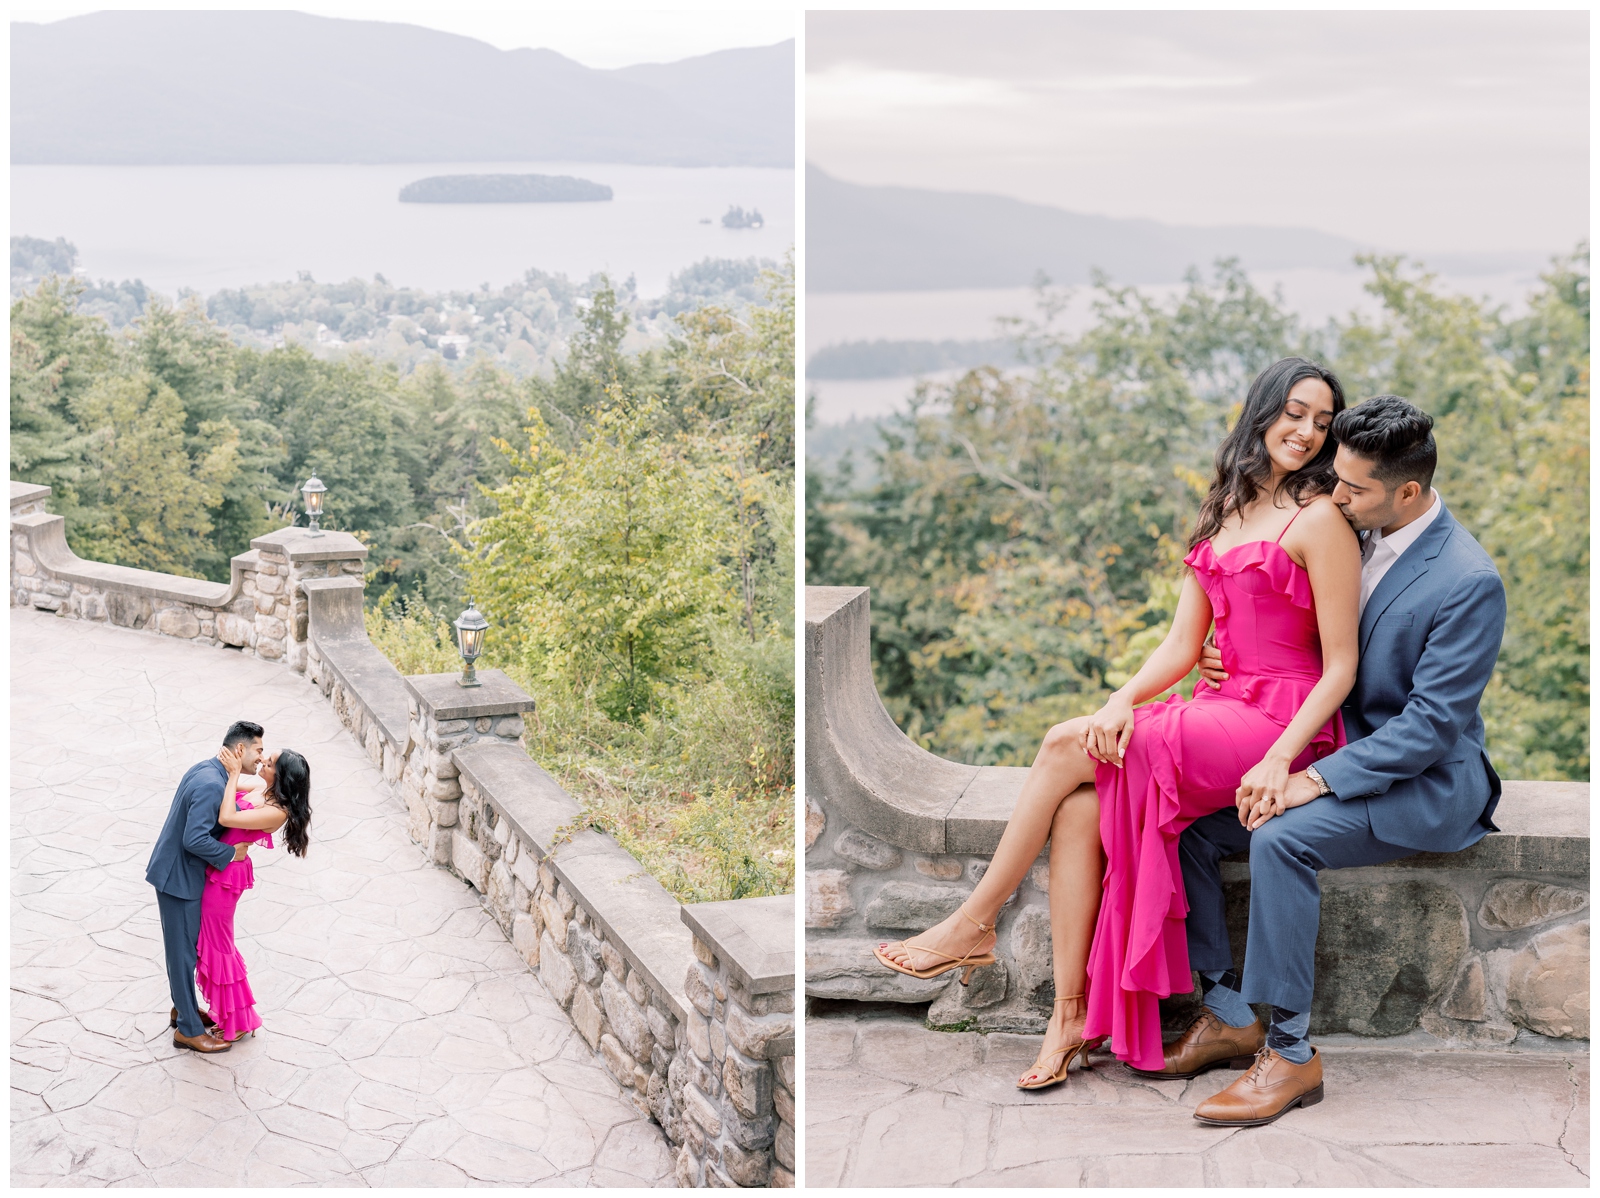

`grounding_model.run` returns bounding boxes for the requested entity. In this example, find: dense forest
[11,254,796,901]
[807,249,1589,782]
